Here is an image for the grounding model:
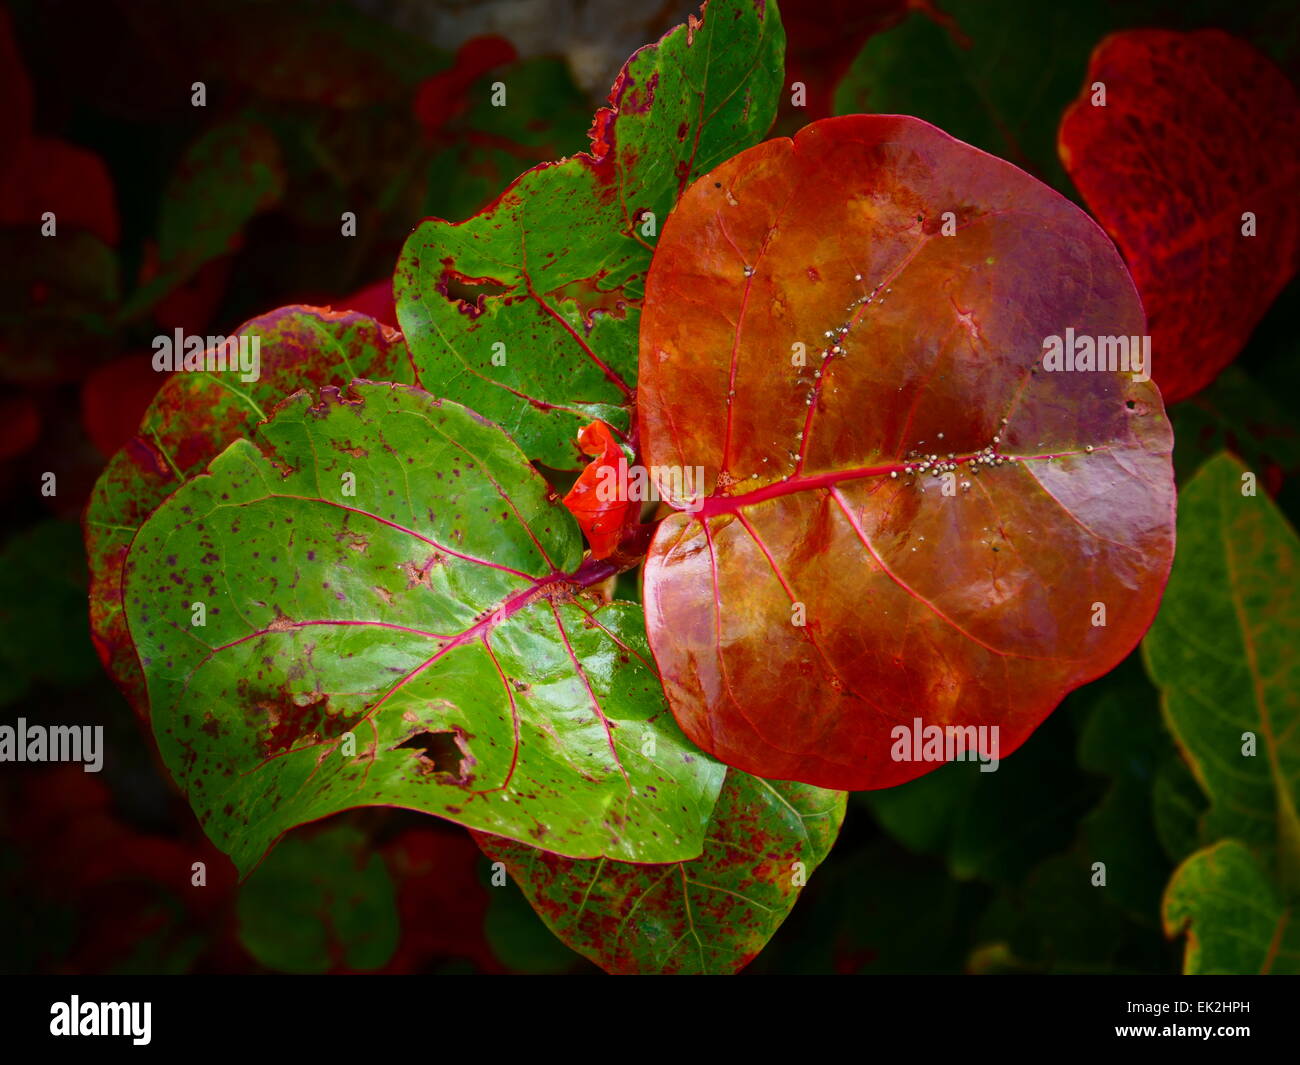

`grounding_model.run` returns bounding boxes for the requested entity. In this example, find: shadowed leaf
[477,770,844,974]
[237,822,397,973]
